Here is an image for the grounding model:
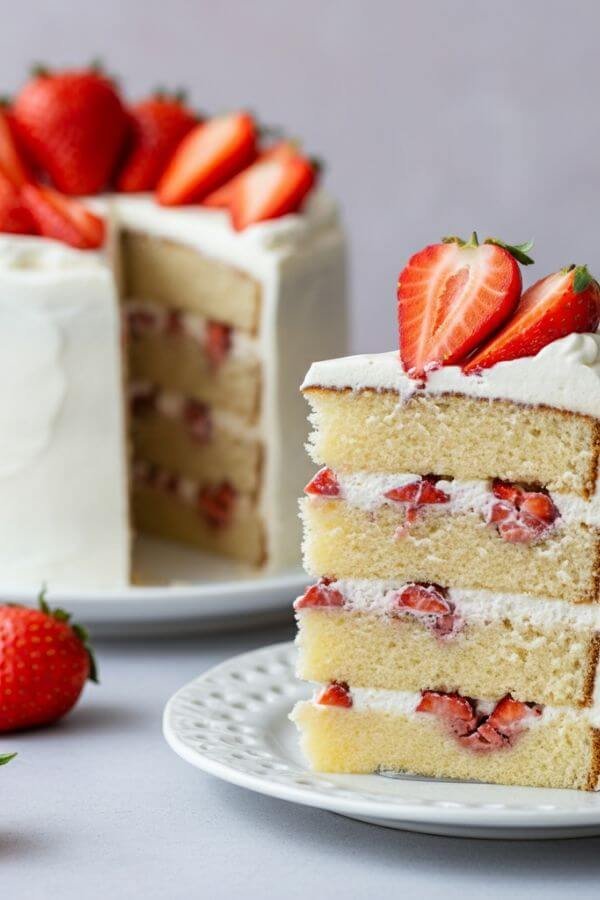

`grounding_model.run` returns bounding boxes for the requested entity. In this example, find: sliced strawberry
[316,681,352,708]
[204,321,232,368]
[22,184,105,249]
[393,583,451,616]
[491,479,523,505]
[117,93,198,192]
[0,108,29,187]
[229,153,316,230]
[294,579,345,610]
[464,265,600,373]
[488,481,559,544]
[487,695,542,735]
[385,477,449,506]
[416,691,477,736]
[157,112,257,205]
[0,167,37,234]
[304,467,340,497]
[197,481,236,528]
[460,722,507,751]
[203,141,300,209]
[397,233,532,377]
